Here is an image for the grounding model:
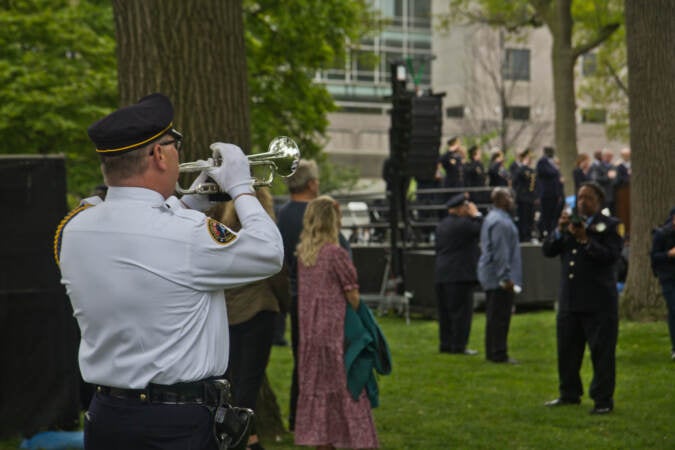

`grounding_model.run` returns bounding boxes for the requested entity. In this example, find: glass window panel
[446,106,465,118]
[503,48,530,81]
[504,106,530,121]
